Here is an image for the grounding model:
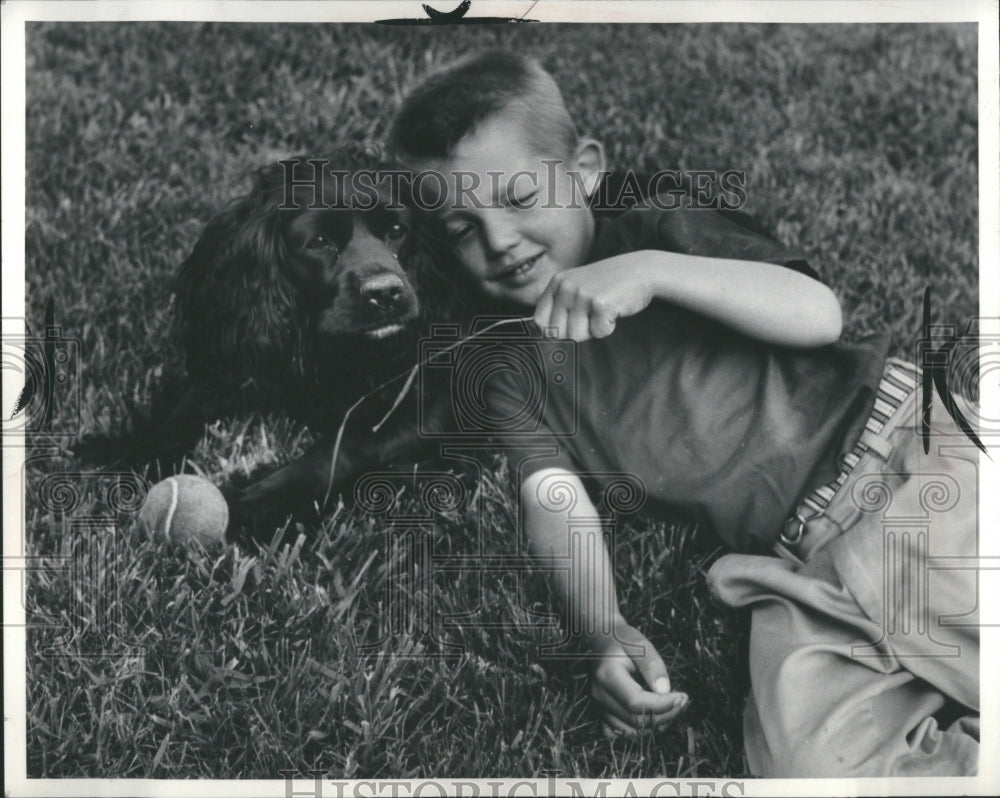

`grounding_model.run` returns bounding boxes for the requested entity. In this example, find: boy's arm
[535,250,843,346]
[521,468,688,733]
